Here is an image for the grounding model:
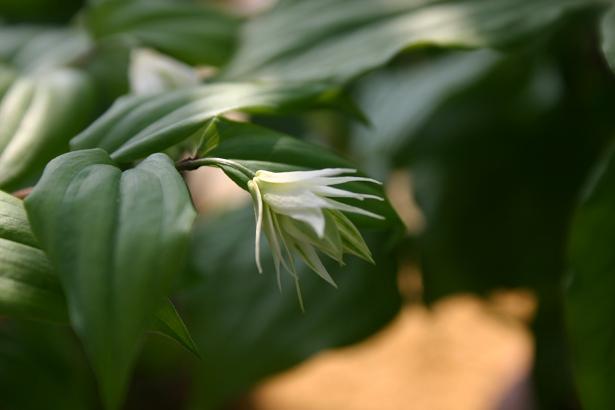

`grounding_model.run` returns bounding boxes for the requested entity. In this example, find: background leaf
[223,0,603,83]
[0,68,98,190]
[0,320,96,410]
[566,146,615,410]
[84,0,240,66]
[601,5,615,73]
[71,82,356,163]
[25,149,197,410]
[178,207,402,409]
